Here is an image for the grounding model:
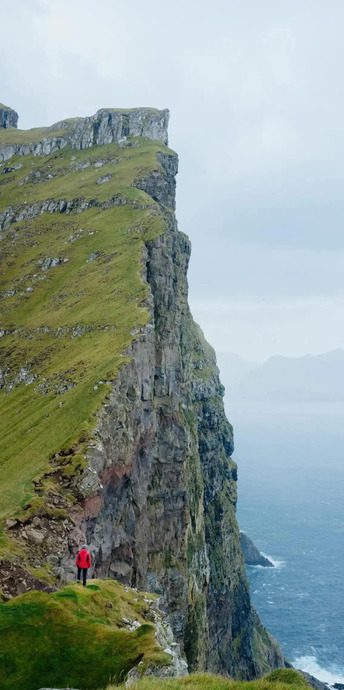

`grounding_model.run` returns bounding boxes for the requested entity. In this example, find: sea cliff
[0,105,284,679]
